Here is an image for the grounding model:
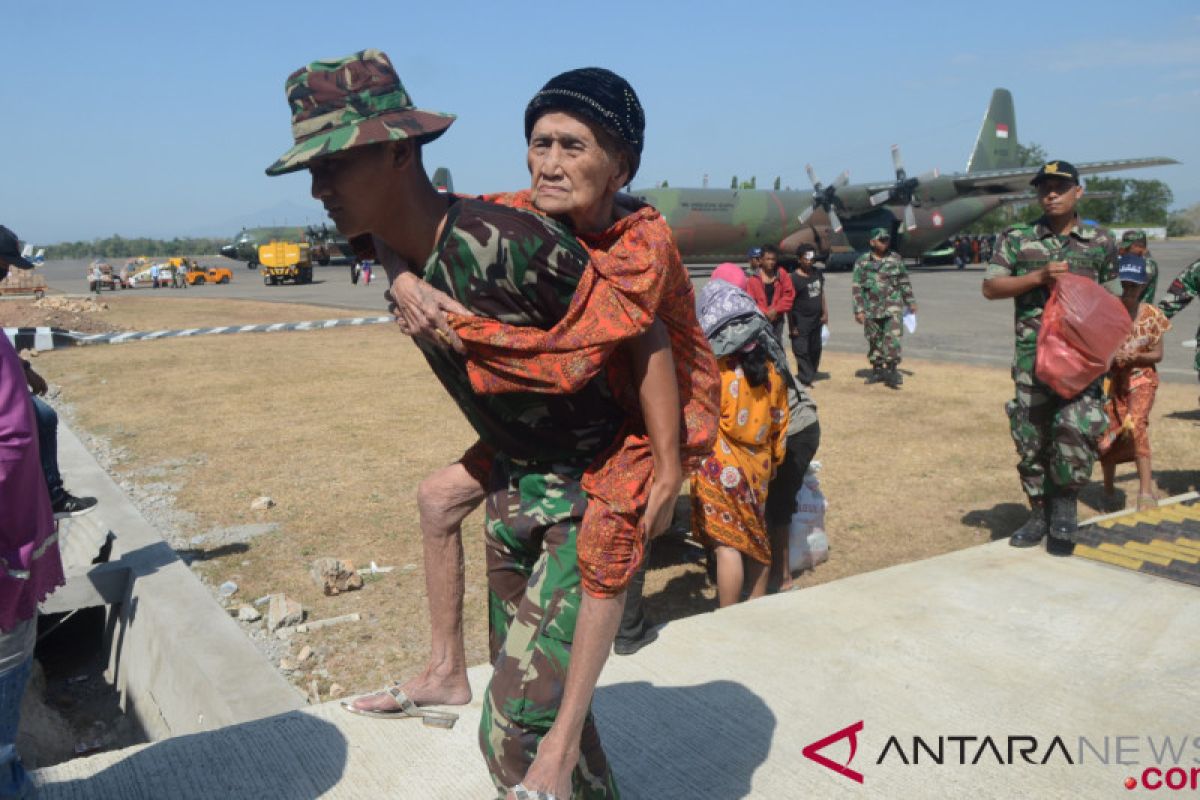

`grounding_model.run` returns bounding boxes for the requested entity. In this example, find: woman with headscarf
[372,66,719,799]
[1098,255,1170,511]
[692,264,790,606]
